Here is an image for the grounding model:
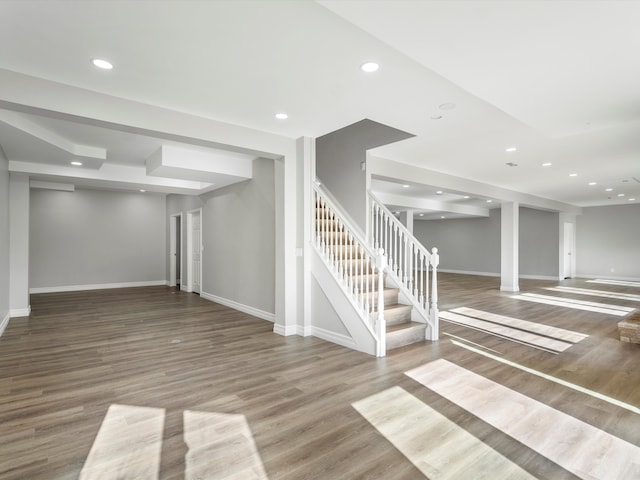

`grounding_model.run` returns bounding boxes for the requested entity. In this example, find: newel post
[376,248,386,357]
[428,247,440,341]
